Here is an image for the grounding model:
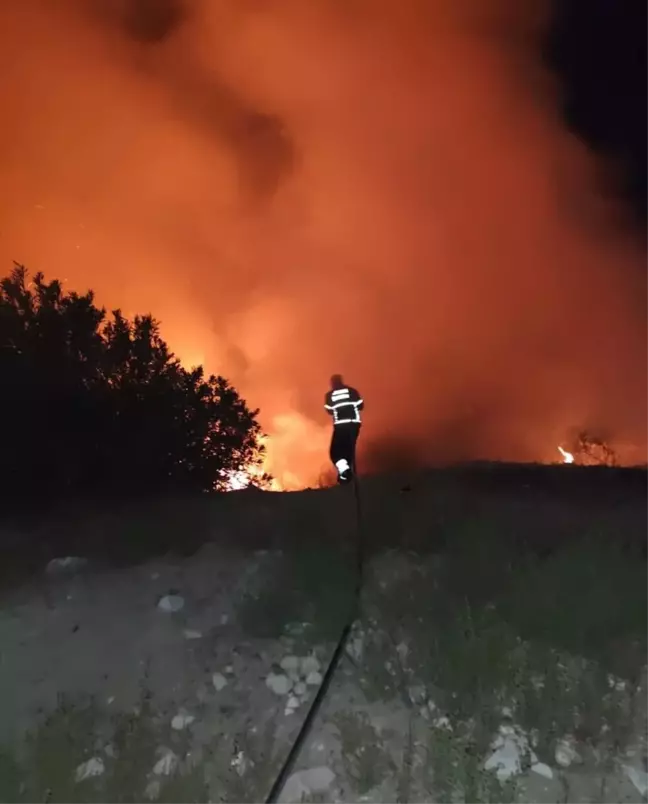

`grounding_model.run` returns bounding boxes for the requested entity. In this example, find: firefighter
[324,374,364,483]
